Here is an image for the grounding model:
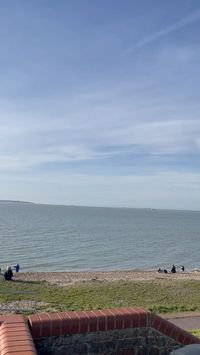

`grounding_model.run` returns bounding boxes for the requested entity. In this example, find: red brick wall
[0,308,199,354]
[28,307,199,345]
[28,308,200,354]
